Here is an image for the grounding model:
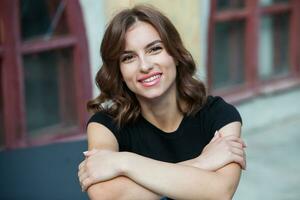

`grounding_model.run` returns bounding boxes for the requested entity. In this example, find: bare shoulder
[218,121,242,137]
[87,122,119,151]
